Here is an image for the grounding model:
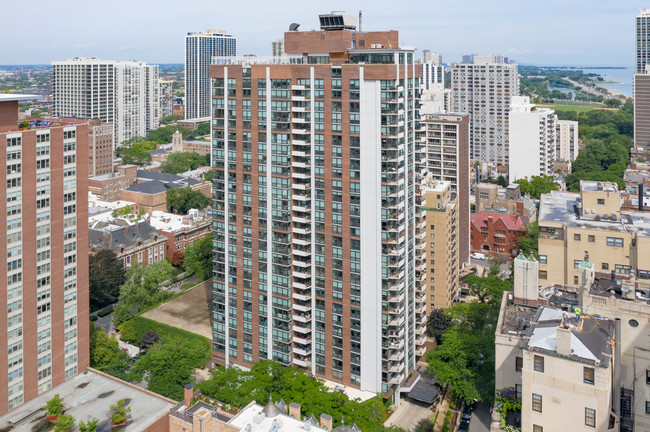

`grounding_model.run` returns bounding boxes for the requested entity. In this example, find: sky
[0,0,645,66]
